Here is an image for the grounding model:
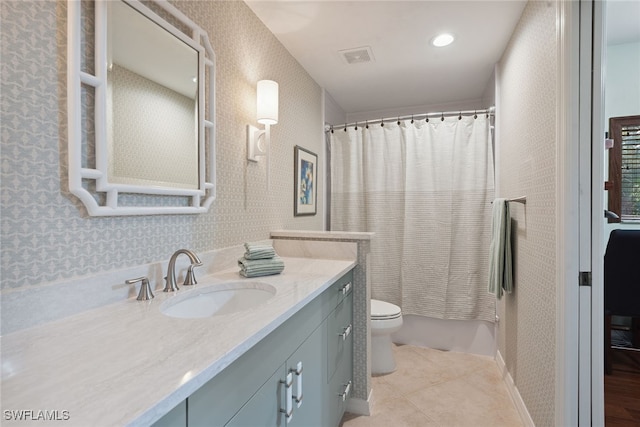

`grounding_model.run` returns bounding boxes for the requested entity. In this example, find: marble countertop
[0,257,356,426]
